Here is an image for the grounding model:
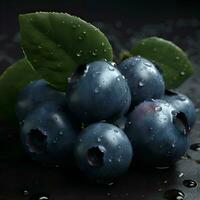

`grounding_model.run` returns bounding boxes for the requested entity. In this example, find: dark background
[0,0,200,199]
